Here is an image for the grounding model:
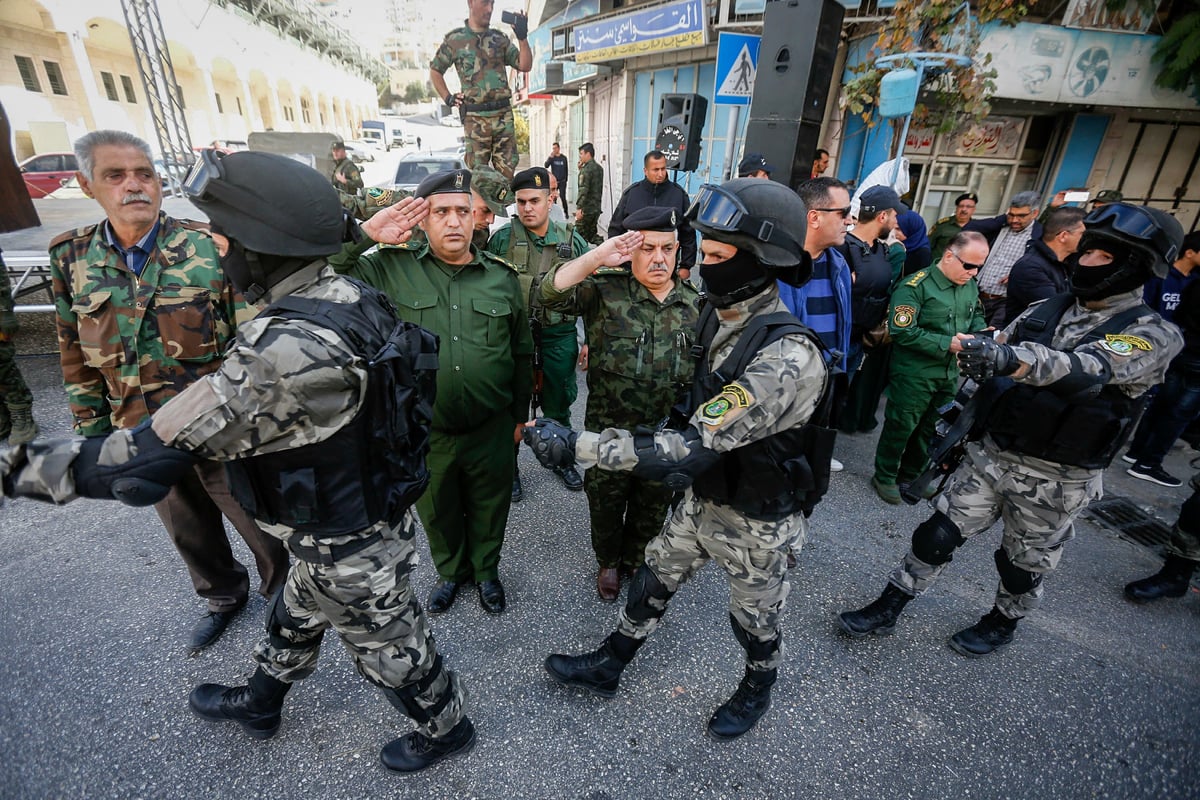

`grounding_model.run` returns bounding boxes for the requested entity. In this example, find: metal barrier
[4,251,55,313]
